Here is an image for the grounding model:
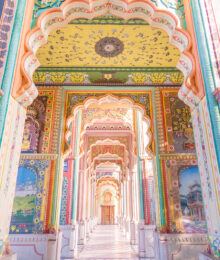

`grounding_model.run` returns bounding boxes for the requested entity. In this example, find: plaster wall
[10,234,49,260]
